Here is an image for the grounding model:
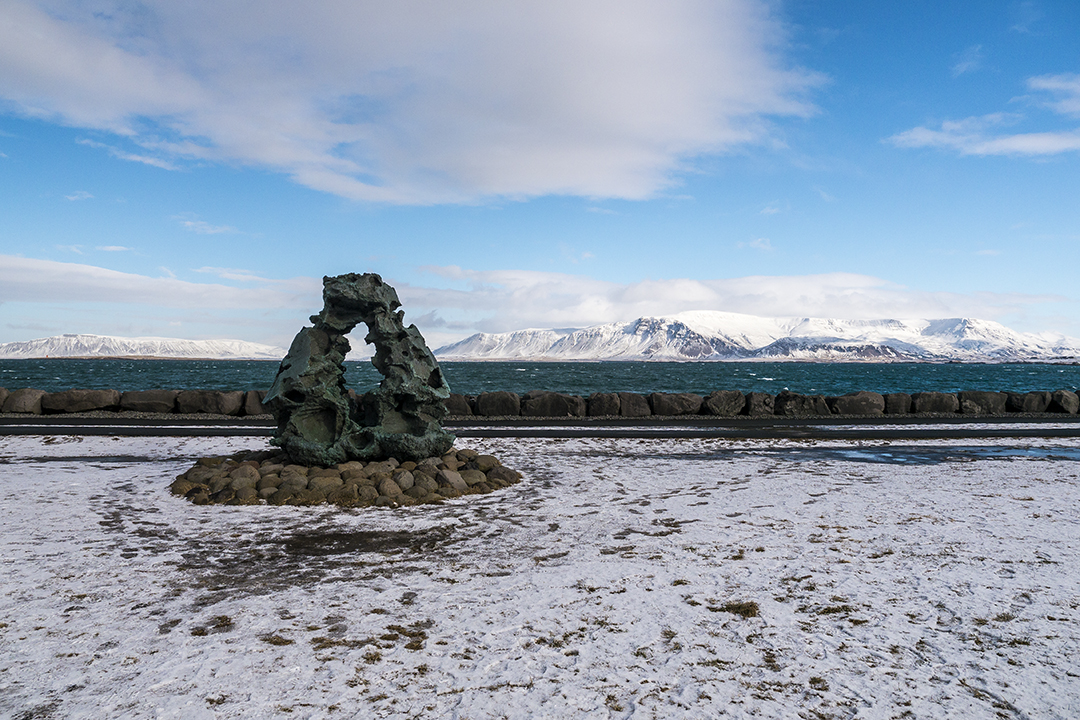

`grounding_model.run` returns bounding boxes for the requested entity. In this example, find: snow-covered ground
[1,432,1078,719]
